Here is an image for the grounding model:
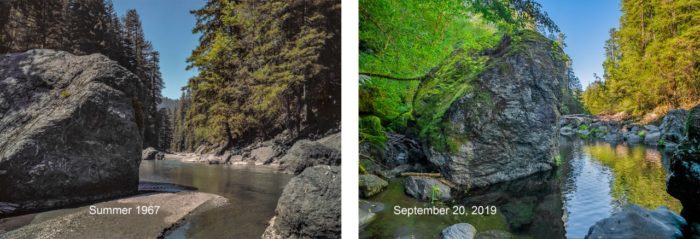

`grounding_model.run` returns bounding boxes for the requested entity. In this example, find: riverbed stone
[404,176,451,201]
[644,131,661,146]
[501,196,537,231]
[278,139,340,175]
[585,205,686,239]
[625,133,641,144]
[262,165,340,238]
[441,223,477,239]
[560,126,574,136]
[425,31,563,187]
[359,174,388,198]
[0,50,143,214]
[142,147,163,161]
[359,200,384,229]
[475,230,514,239]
